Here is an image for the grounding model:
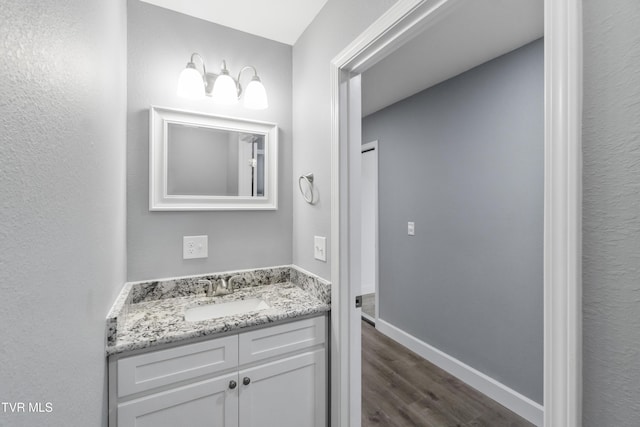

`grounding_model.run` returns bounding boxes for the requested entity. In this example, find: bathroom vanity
[106,266,330,427]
